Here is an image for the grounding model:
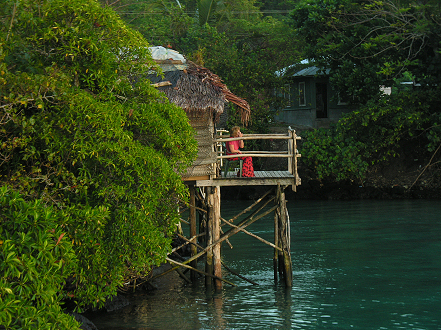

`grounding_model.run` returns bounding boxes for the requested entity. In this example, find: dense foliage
[0,187,80,329]
[292,0,441,182]
[302,88,441,183]
[101,0,303,133]
[1,0,197,327]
